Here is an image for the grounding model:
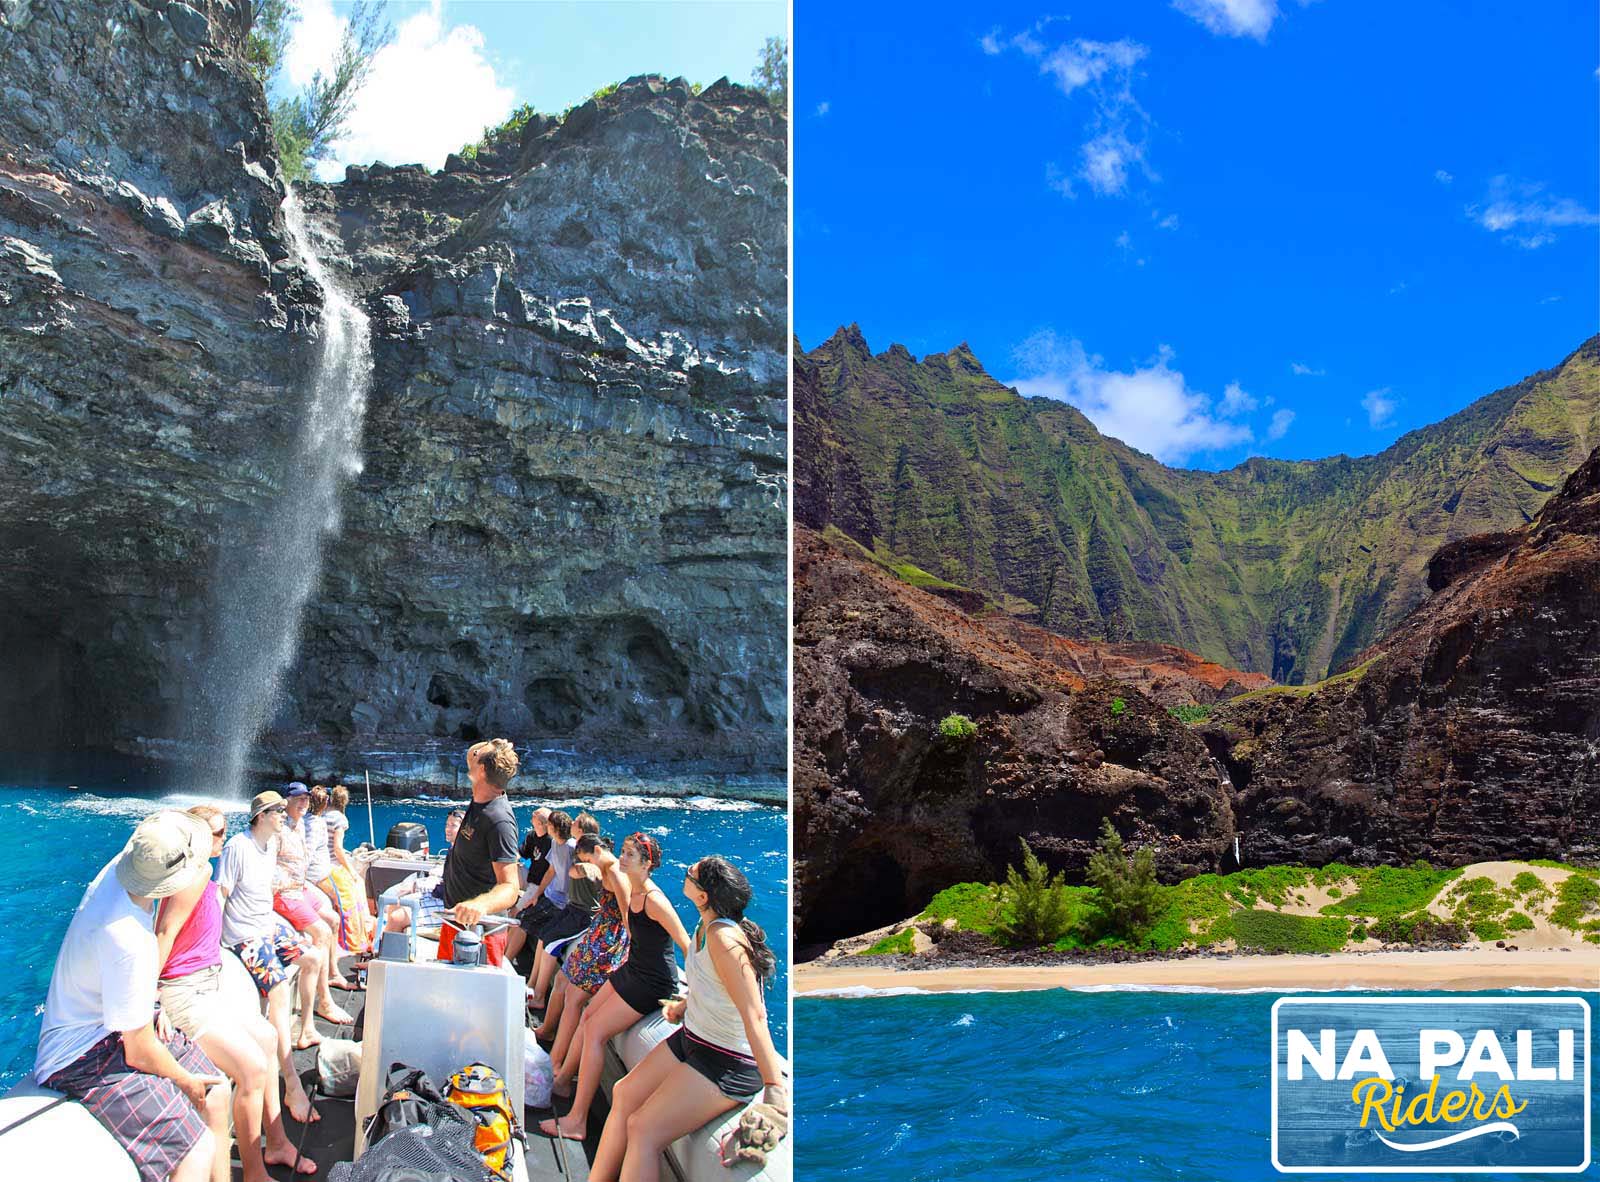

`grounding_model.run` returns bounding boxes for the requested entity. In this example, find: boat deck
[245,956,595,1181]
